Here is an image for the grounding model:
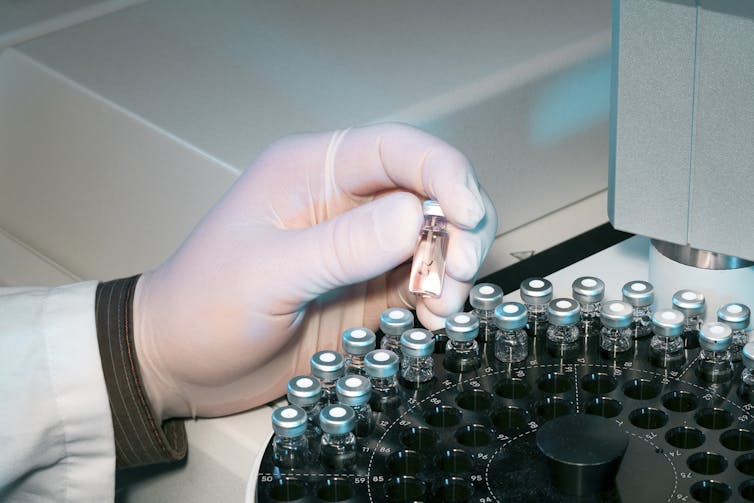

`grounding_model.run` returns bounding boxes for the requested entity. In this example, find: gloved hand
[133,123,497,420]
